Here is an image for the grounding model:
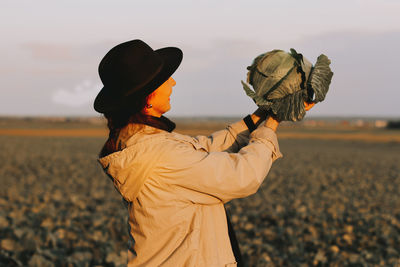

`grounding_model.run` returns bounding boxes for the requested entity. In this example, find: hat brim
[94,47,183,113]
